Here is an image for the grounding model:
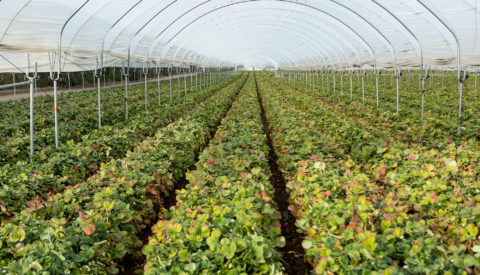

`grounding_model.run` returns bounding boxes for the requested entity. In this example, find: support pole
[421,67,428,122]
[475,69,478,96]
[12,73,16,100]
[122,60,129,121]
[350,70,353,101]
[396,69,401,113]
[81,70,85,91]
[375,68,380,107]
[169,66,172,101]
[156,65,161,105]
[362,69,365,103]
[184,67,187,96]
[190,65,193,93]
[27,61,38,162]
[143,63,148,111]
[340,69,344,96]
[96,59,102,128]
